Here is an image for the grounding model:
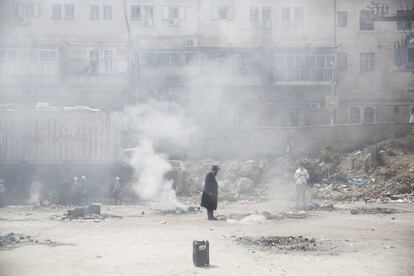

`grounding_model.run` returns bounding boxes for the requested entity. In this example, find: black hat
[211,165,220,171]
